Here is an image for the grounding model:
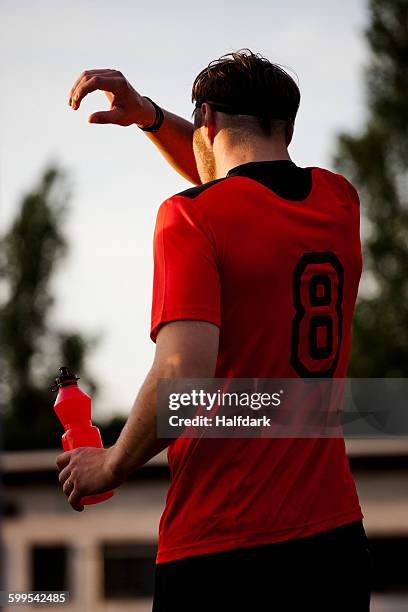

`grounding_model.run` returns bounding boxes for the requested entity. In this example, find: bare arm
[108,319,219,479]
[56,319,218,510]
[69,69,201,185]
[144,108,200,185]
